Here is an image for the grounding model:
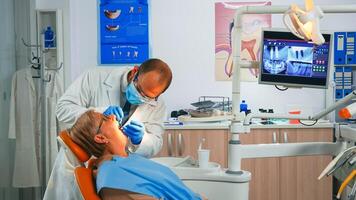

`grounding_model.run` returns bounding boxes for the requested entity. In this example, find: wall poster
[99,0,149,64]
[215,2,272,81]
